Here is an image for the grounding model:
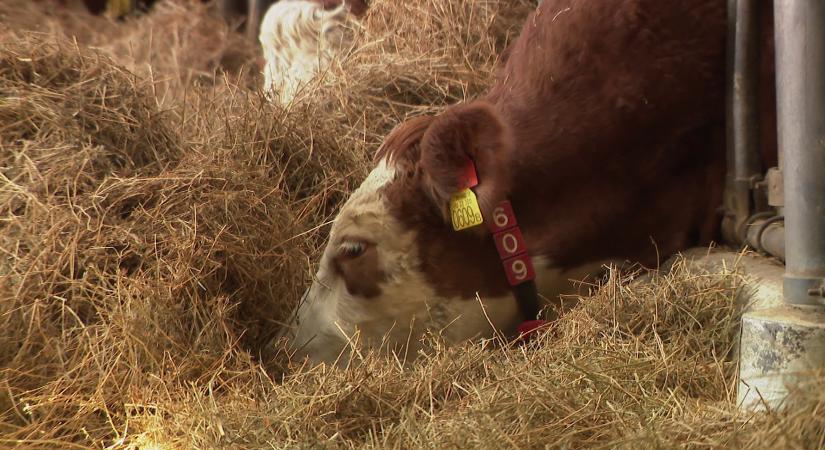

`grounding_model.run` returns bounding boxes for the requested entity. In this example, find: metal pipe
[733,0,764,199]
[722,0,737,242]
[723,0,764,244]
[723,0,739,244]
[774,0,825,305]
[746,216,785,261]
[246,0,270,42]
